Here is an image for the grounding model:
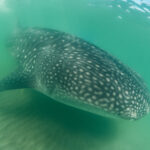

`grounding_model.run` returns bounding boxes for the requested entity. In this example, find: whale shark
[0,27,150,120]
